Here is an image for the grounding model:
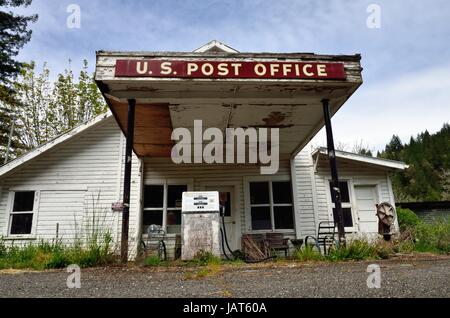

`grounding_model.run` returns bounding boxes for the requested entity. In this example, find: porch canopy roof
[94,41,363,158]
